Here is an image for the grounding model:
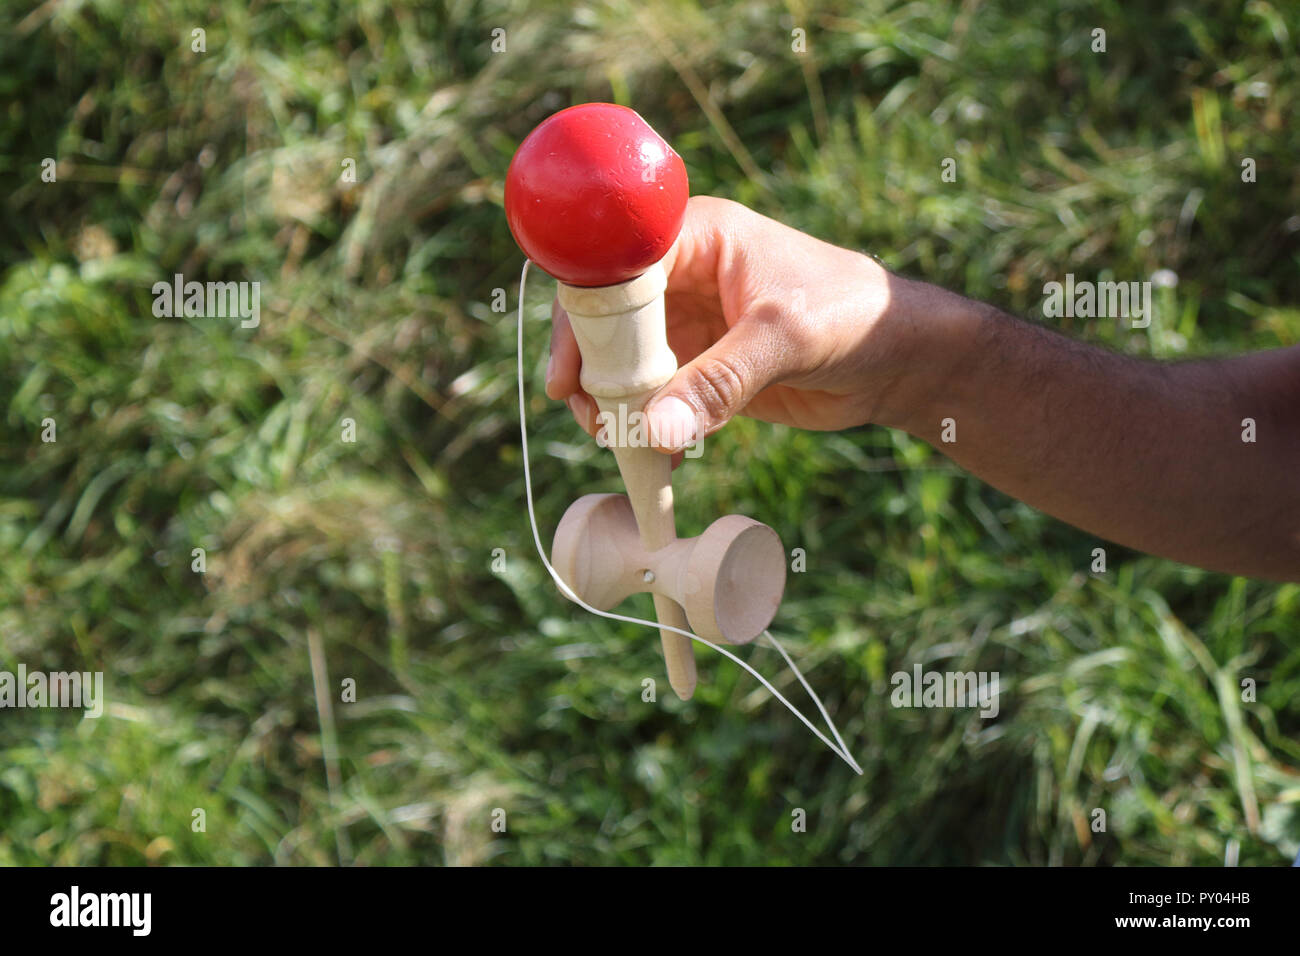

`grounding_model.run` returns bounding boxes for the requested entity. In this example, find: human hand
[544,196,925,453]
